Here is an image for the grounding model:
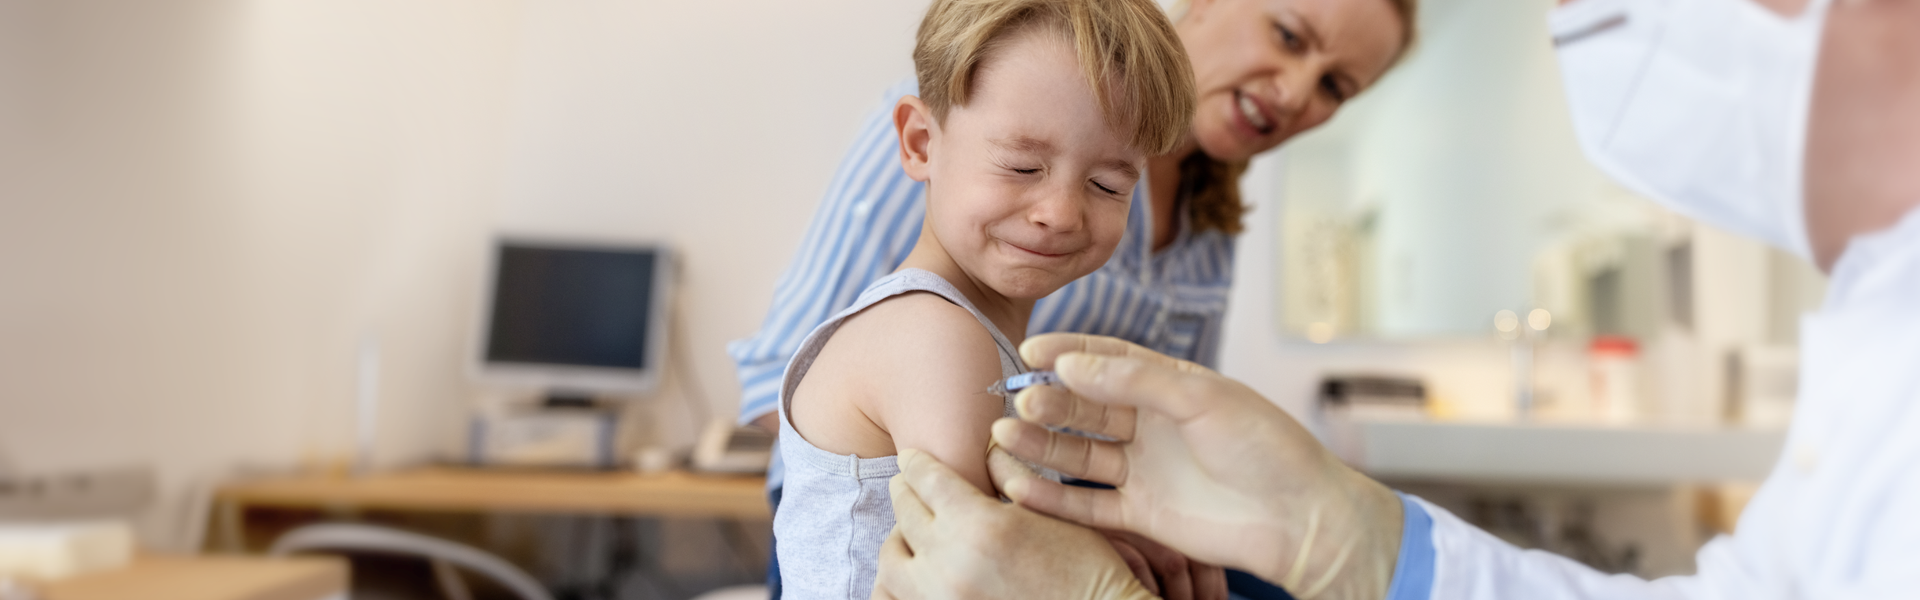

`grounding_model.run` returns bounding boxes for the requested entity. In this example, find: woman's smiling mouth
[1233,89,1277,136]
